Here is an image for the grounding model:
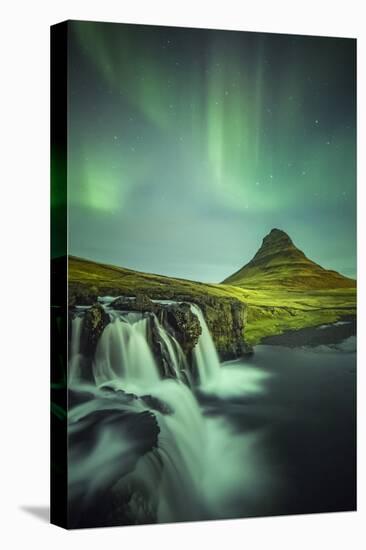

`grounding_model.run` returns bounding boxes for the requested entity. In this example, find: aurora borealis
[68,21,356,281]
